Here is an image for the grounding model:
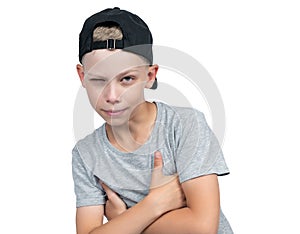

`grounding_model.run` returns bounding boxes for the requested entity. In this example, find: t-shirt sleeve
[72,146,106,208]
[175,109,230,183]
